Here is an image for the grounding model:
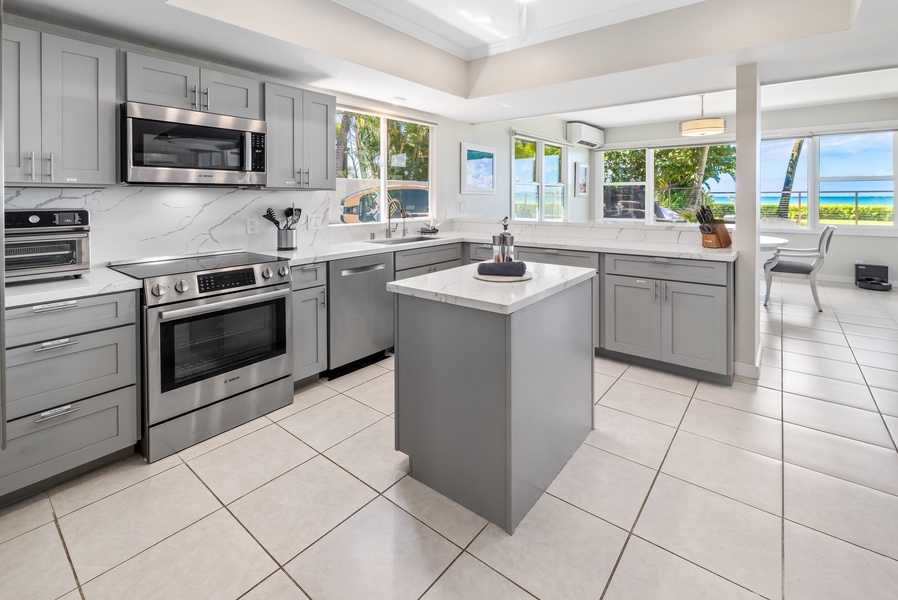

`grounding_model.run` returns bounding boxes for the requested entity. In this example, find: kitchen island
[388,262,596,534]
